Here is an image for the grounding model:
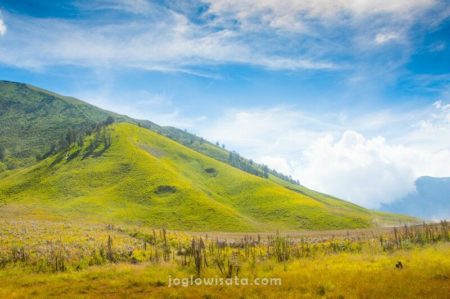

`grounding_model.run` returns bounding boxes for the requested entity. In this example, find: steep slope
[0,123,414,231]
[0,80,159,168]
[0,80,295,186]
[381,176,450,220]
